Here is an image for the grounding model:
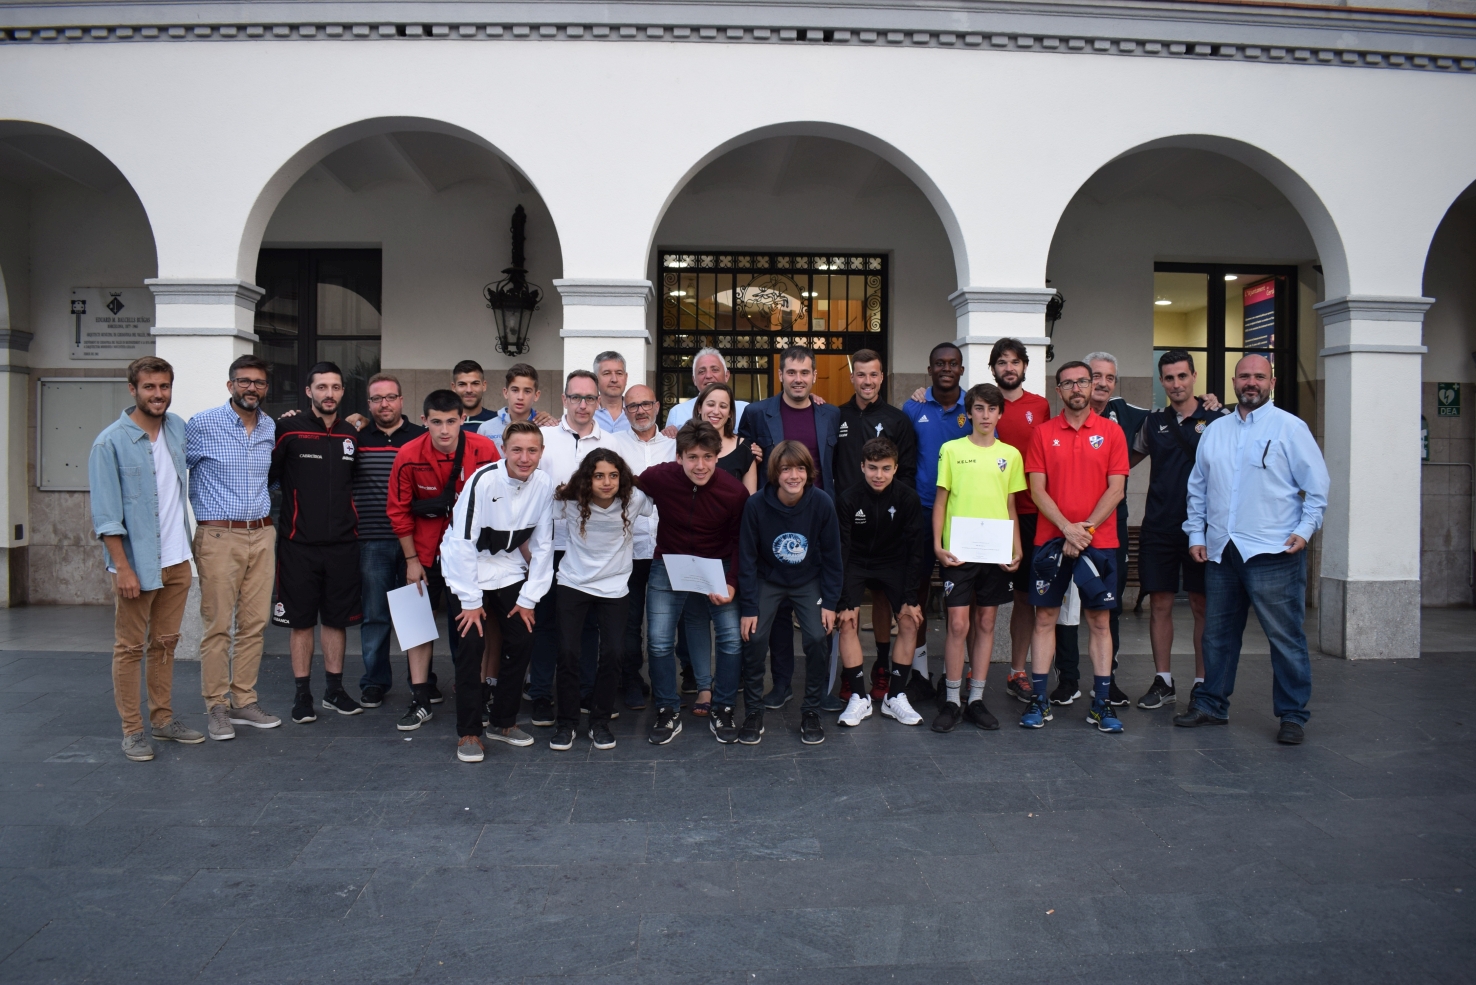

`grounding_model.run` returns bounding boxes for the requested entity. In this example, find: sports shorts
[1026,540,1119,611]
[1137,530,1206,595]
[840,567,908,614]
[941,562,1014,609]
[1013,514,1038,593]
[273,539,363,629]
